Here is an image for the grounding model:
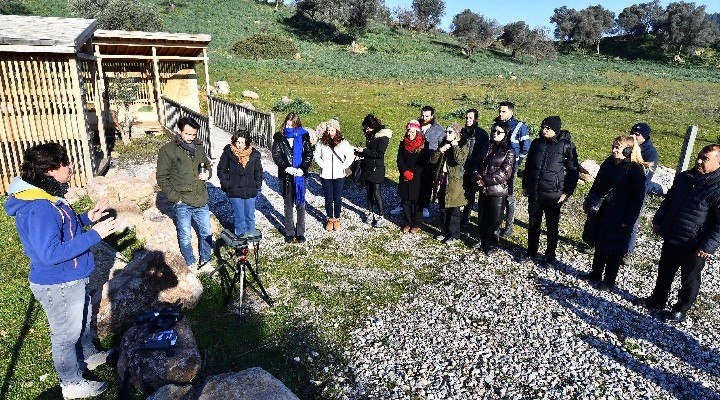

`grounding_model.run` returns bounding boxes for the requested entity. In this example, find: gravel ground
[207,146,720,400]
